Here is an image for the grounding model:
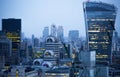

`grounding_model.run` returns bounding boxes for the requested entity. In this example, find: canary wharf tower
[83,2,117,63]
